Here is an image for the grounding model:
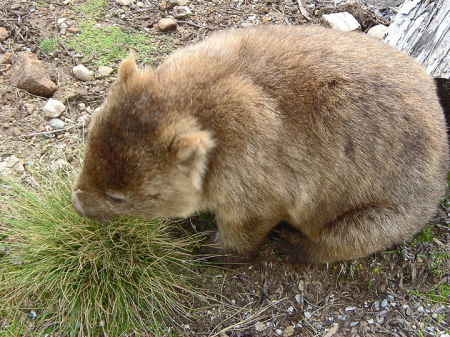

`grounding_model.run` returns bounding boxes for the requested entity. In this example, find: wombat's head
[72,55,215,222]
